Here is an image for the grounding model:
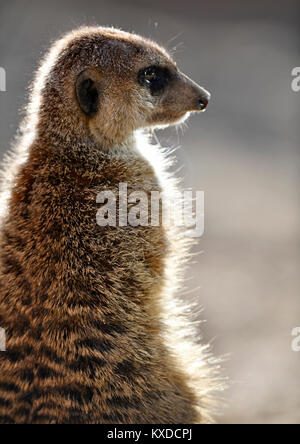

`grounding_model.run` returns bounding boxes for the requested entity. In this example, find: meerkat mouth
[166,111,192,126]
[149,111,191,129]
